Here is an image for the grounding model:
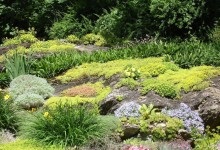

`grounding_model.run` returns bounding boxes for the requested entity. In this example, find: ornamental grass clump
[19,103,107,147]
[162,103,204,133]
